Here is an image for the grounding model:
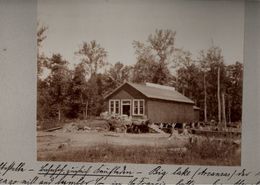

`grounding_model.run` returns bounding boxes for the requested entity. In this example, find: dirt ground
[37,129,189,161]
[37,120,241,165]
